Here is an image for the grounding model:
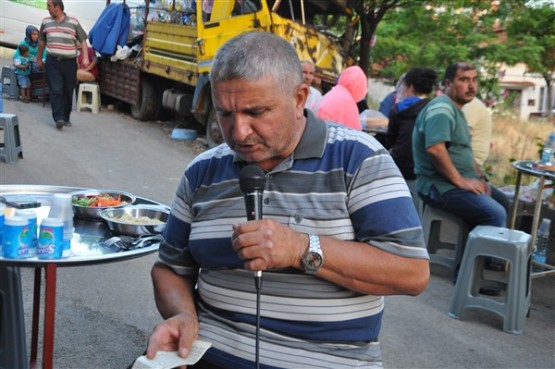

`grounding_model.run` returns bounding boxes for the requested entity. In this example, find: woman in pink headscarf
[317,65,368,130]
